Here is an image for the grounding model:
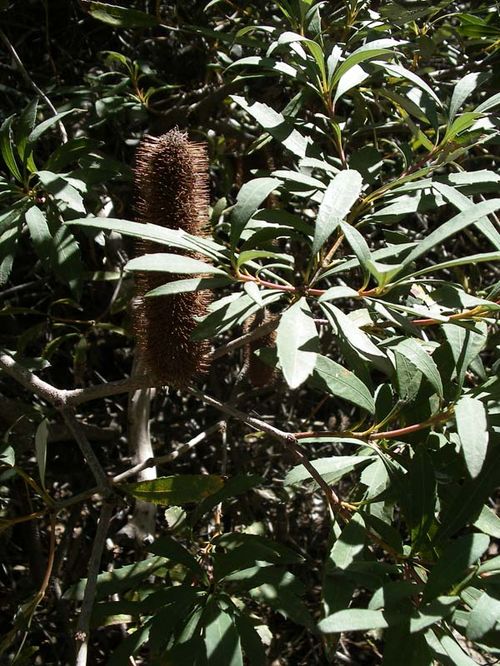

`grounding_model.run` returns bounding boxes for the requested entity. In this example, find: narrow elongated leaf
[230,177,281,246]
[15,98,38,167]
[332,39,402,85]
[432,180,500,250]
[423,533,490,601]
[401,199,500,269]
[310,354,375,413]
[204,602,243,666]
[126,253,227,276]
[149,536,205,578]
[0,116,22,182]
[50,226,84,294]
[439,634,480,666]
[473,504,500,538]
[35,418,48,489]
[434,442,500,543]
[455,396,488,478]
[85,1,158,27]
[276,297,317,388]
[67,217,225,259]
[37,170,86,214]
[443,321,487,390]
[0,226,19,286]
[321,302,388,363]
[285,456,372,487]
[318,286,358,302]
[333,65,370,103]
[25,206,52,261]
[392,339,443,398]
[319,608,394,633]
[231,96,311,158]
[379,62,442,107]
[340,221,371,272]
[466,591,500,640]
[63,556,167,600]
[146,276,231,297]
[27,109,76,145]
[450,73,488,120]
[406,448,436,550]
[312,171,362,254]
[123,475,224,506]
